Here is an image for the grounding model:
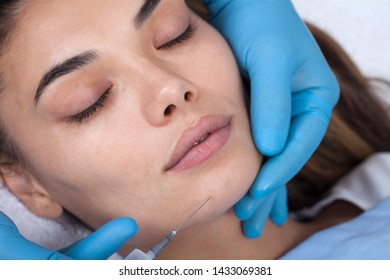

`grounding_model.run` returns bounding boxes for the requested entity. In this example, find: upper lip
[165,115,231,171]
